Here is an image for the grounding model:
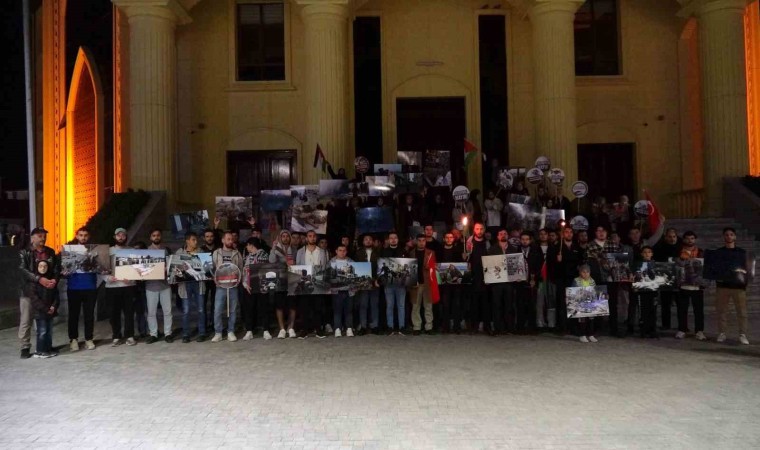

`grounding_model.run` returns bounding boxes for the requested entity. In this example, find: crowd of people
[16,186,753,360]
